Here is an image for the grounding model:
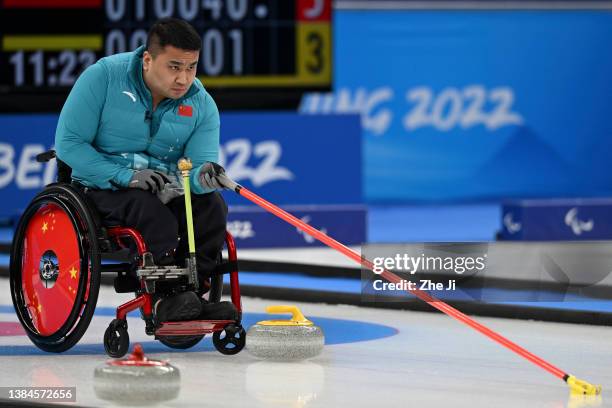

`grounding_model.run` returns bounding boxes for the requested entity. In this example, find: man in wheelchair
[54,18,237,323]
